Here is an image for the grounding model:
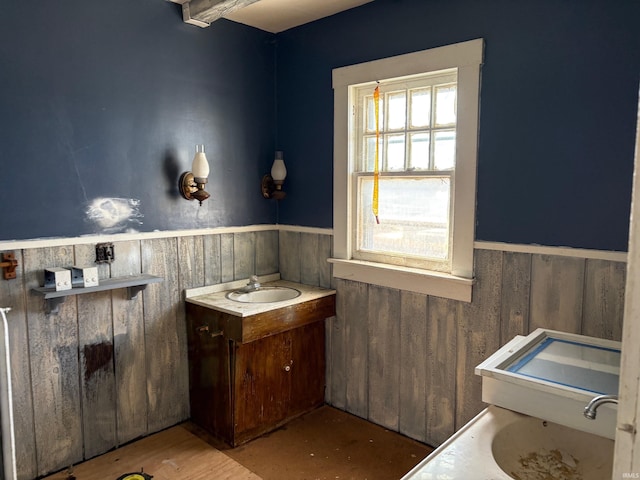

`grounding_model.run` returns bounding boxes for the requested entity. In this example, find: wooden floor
[214,405,433,480]
[43,406,432,480]
[42,426,260,480]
